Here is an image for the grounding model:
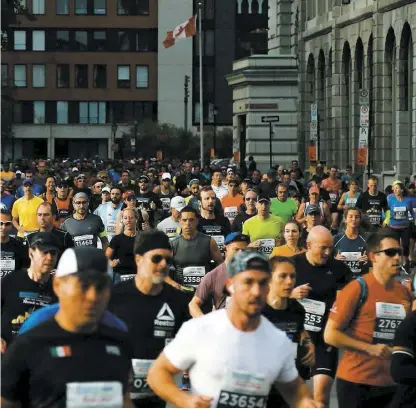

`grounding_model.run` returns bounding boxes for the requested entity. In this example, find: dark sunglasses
[42,249,58,256]
[151,254,173,265]
[245,197,257,202]
[0,221,12,227]
[374,248,403,257]
[126,196,136,202]
[74,201,89,205]
[56,184,68,188]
